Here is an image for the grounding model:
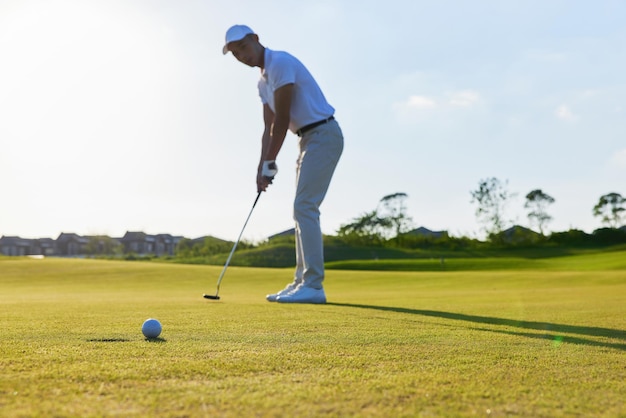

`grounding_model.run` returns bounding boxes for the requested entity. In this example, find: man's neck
[259,47,266,69]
